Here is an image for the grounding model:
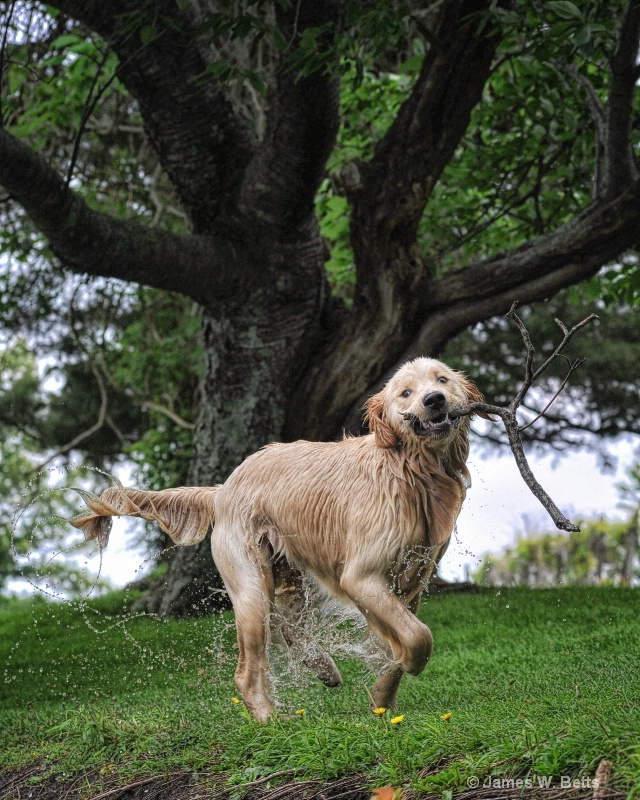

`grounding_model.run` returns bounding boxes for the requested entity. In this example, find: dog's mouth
[404,411,460,439]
